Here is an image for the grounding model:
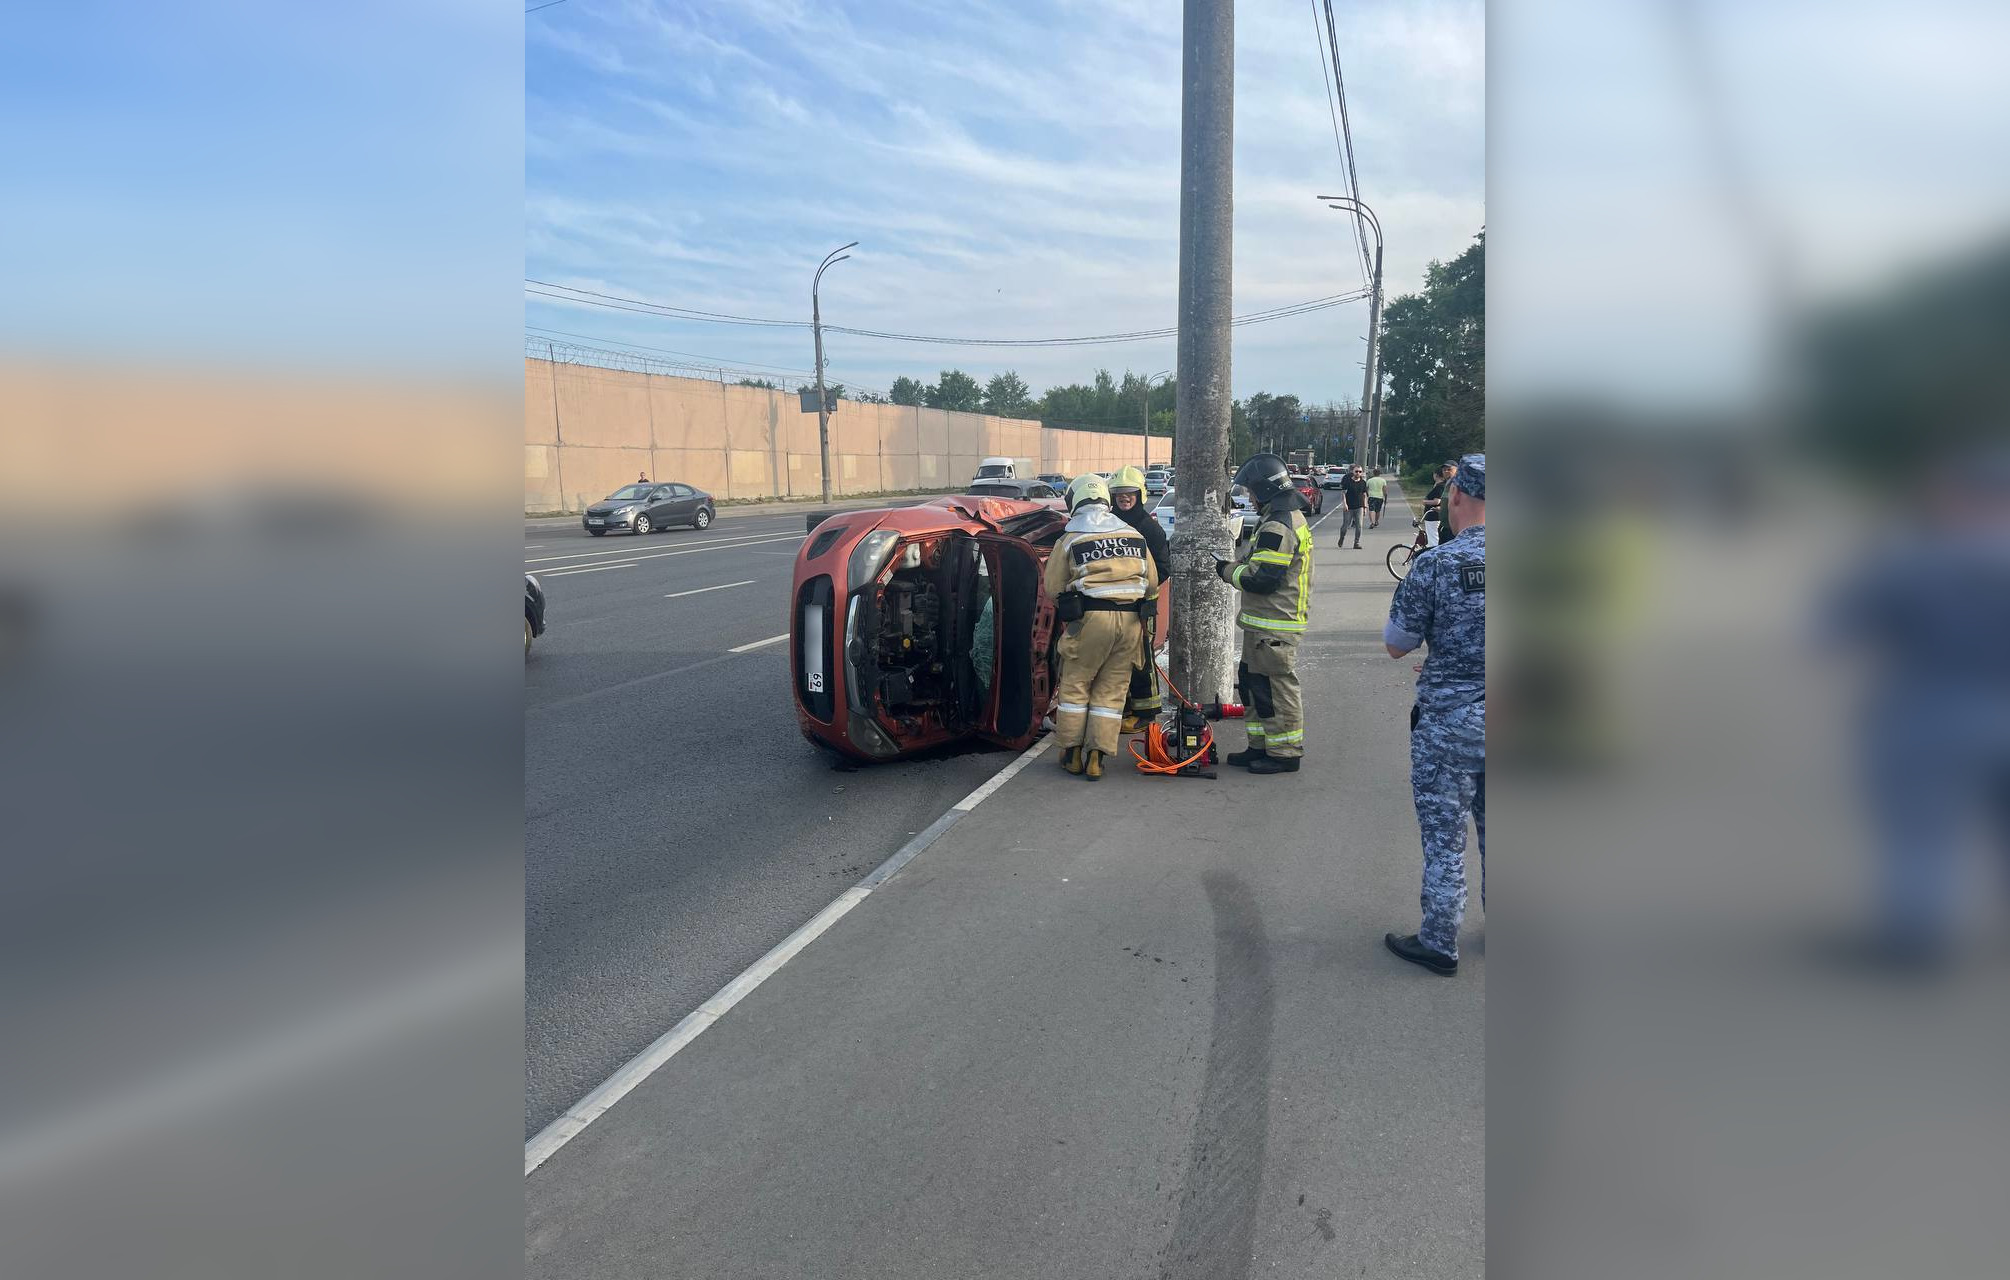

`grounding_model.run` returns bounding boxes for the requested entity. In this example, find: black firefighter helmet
[1232,452,1294,506]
